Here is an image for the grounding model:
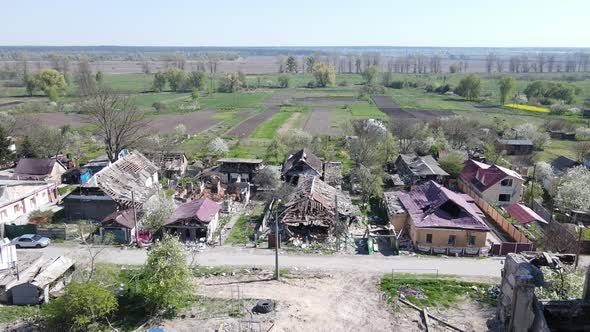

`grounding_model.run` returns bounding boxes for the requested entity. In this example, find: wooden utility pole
[132,191,139,247]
